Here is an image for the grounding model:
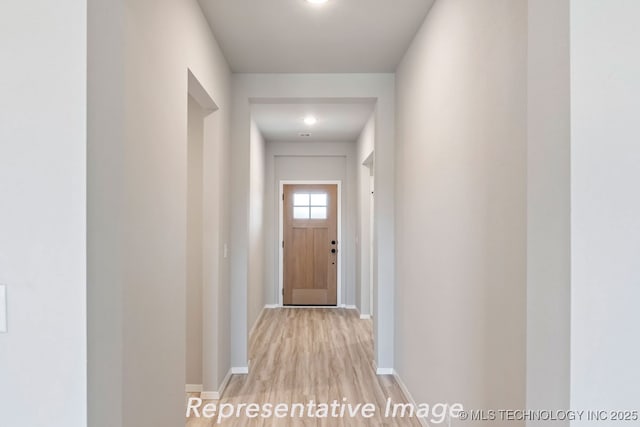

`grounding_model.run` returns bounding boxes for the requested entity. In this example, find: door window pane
[294,206,310,219]
[293,193,310,206]
[310,207,327,219]
[310,193,327,206]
